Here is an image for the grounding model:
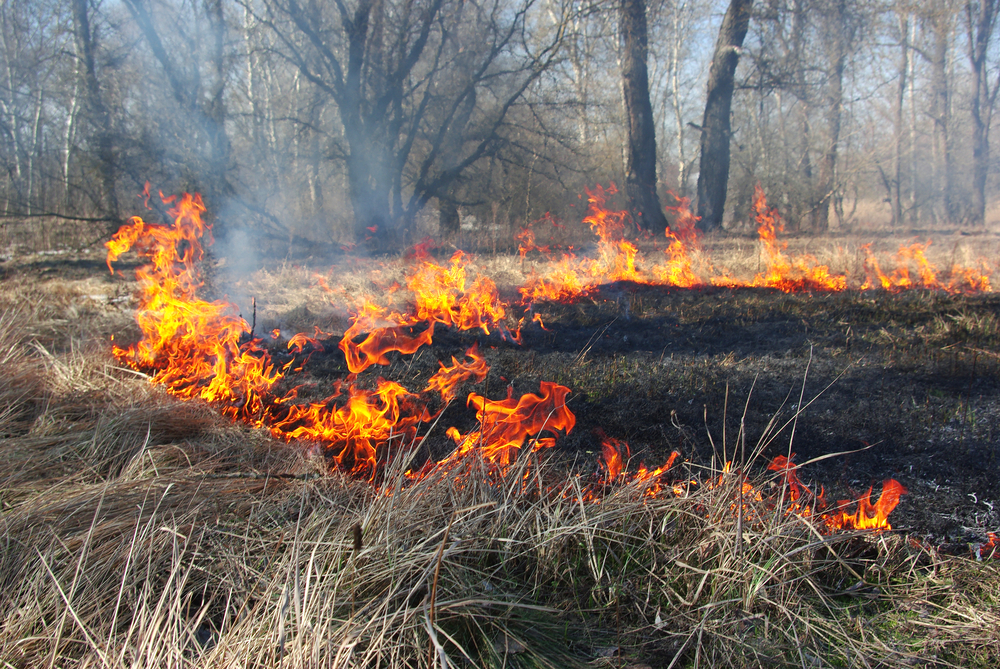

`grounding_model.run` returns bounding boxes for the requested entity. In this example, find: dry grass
[1,294,999,669]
